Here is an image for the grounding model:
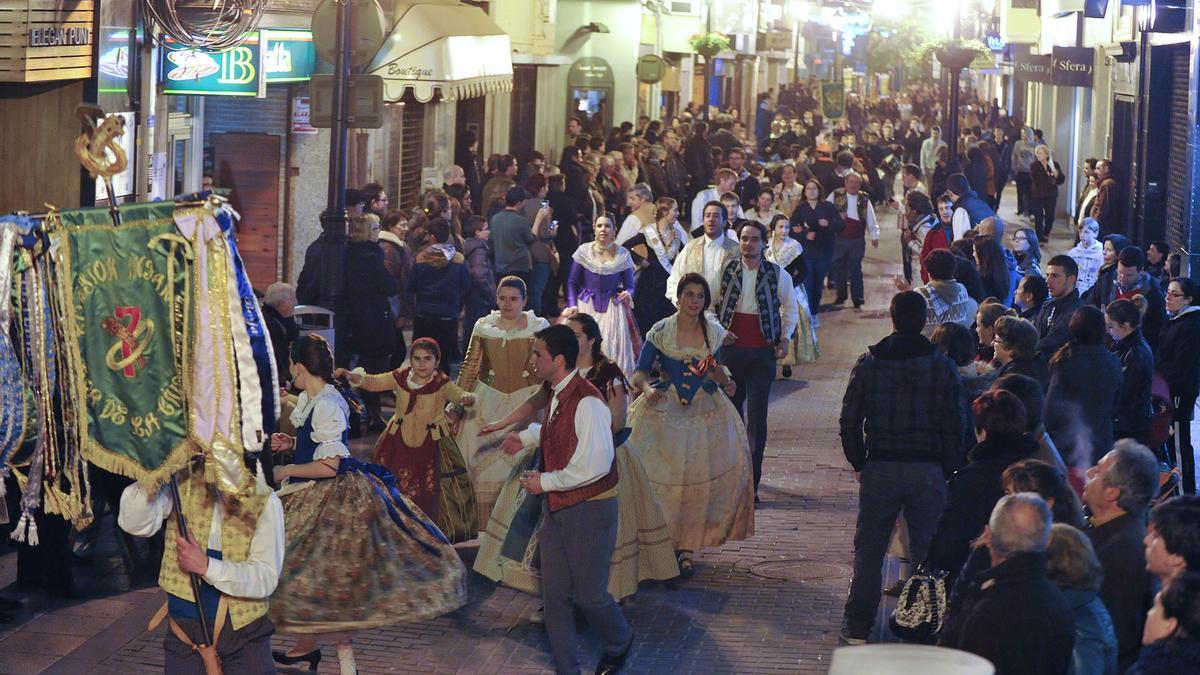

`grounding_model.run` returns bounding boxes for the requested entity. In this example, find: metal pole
[945,2,963,170]
[704,0,713,120]
[168,476,214,646]
[318,0,353,356]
